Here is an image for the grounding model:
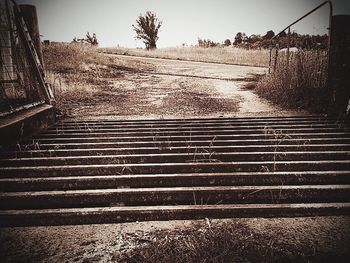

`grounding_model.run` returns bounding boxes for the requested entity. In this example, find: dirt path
[66,54,303,119]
